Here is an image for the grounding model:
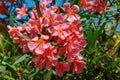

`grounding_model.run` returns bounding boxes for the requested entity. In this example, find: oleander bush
[0,0,120,80]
